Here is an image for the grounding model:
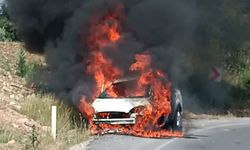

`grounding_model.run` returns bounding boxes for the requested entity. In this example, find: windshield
[99,80,150,98]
